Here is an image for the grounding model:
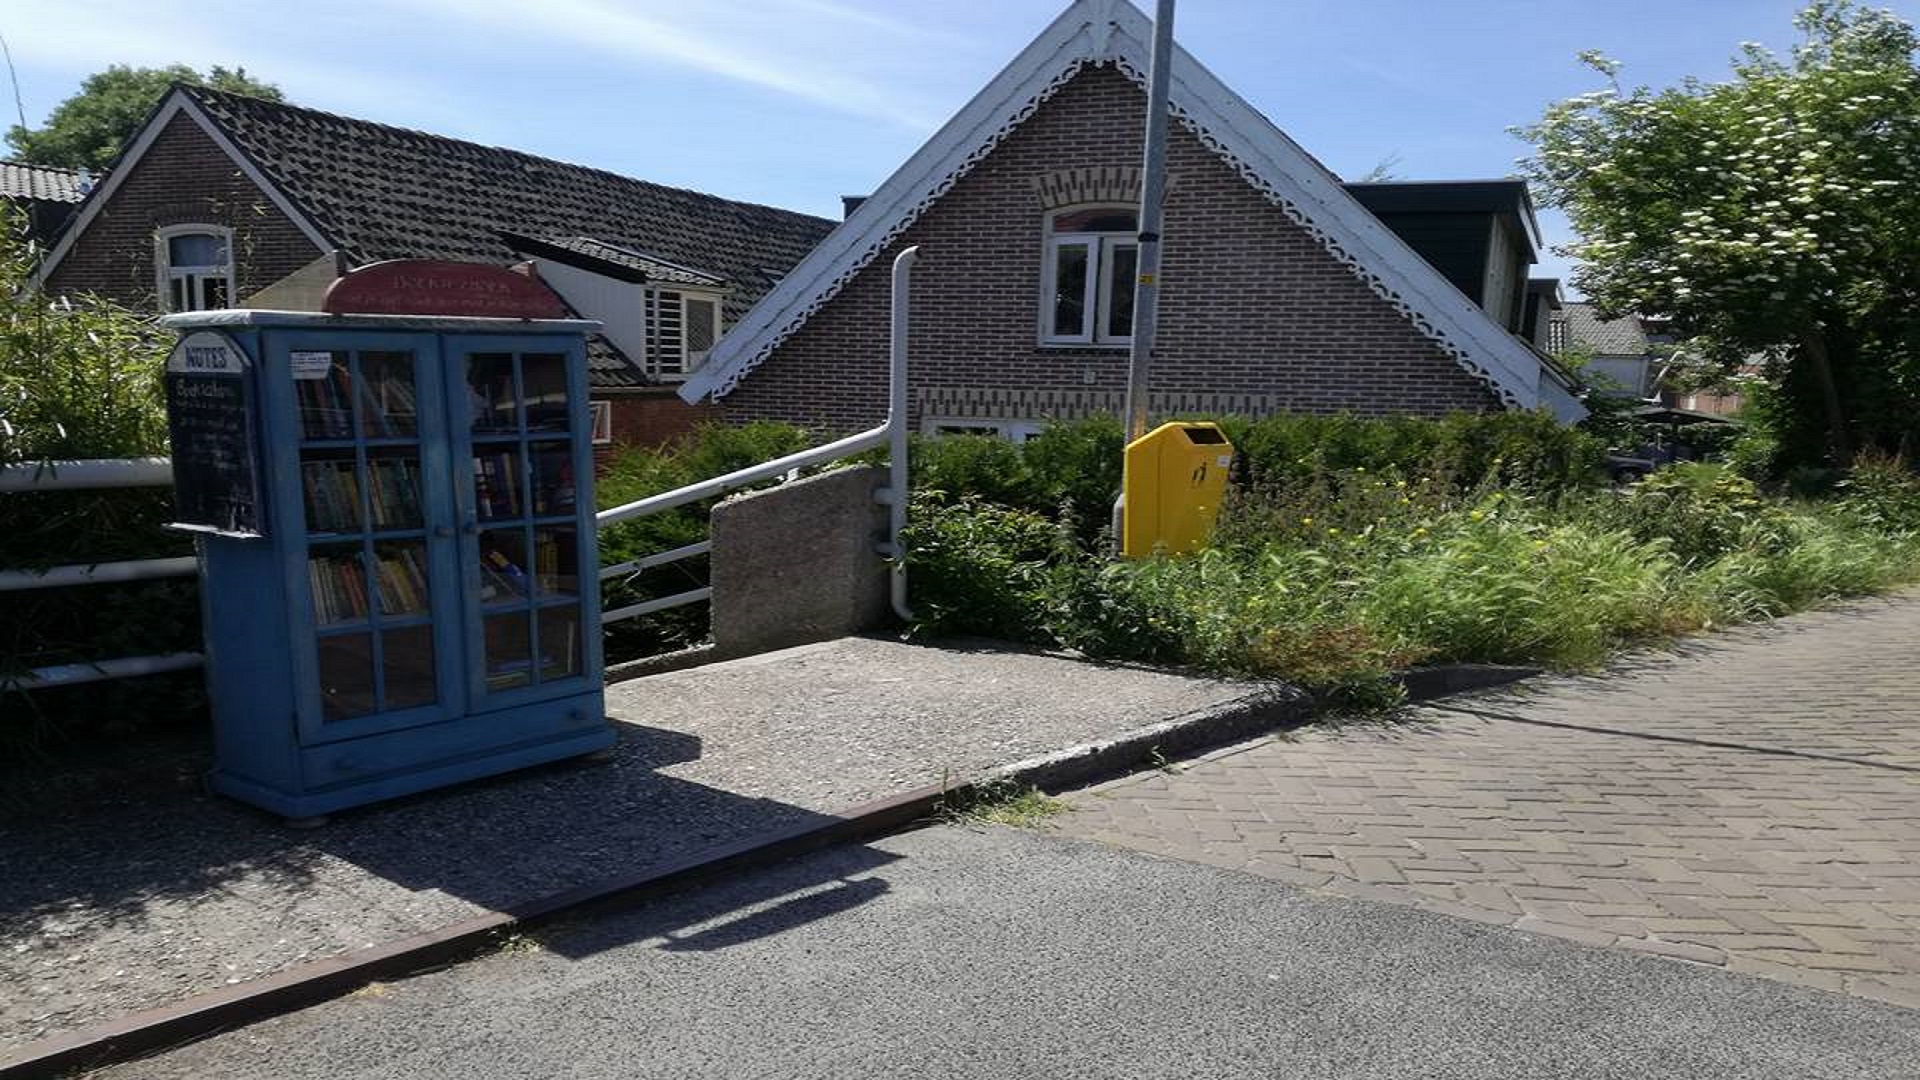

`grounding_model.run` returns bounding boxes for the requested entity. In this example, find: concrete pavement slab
[1,637,1274,1052]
